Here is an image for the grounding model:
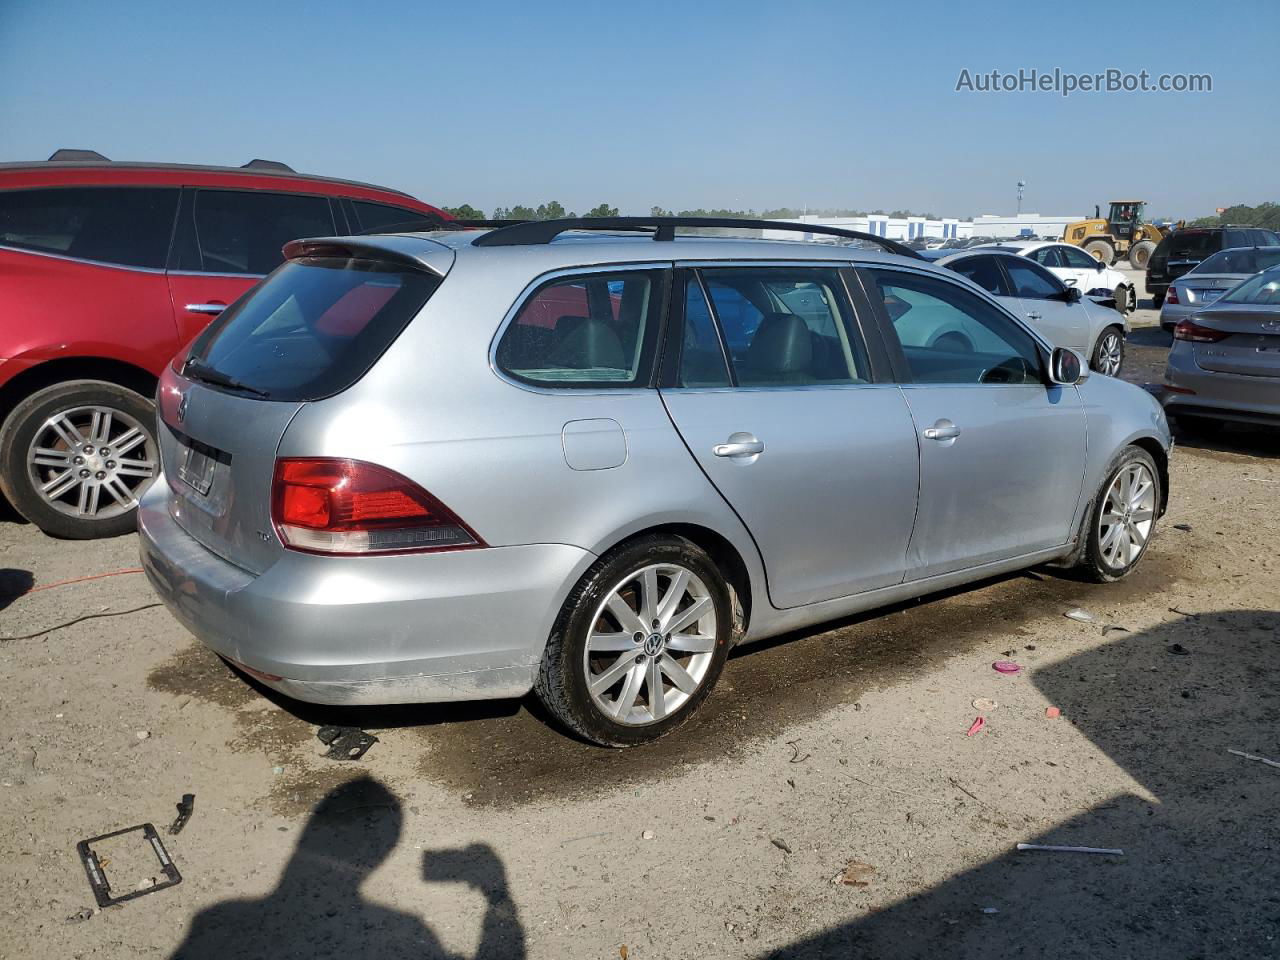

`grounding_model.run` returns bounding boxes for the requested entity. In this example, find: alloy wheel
[582,563,718,725]
[25,405,158,520]
[1096,331,1124,377]
[1098,462,1156,568]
